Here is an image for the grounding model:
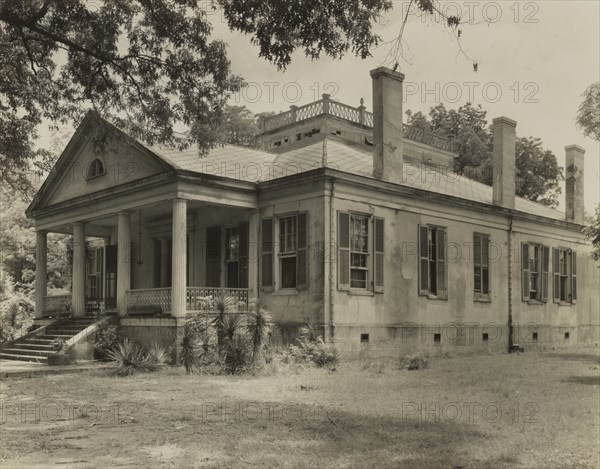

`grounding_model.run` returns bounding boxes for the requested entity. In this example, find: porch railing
[186,287,251,311]
[125,287,251,314]
[44,295,71,314]
[126,288,172,313]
